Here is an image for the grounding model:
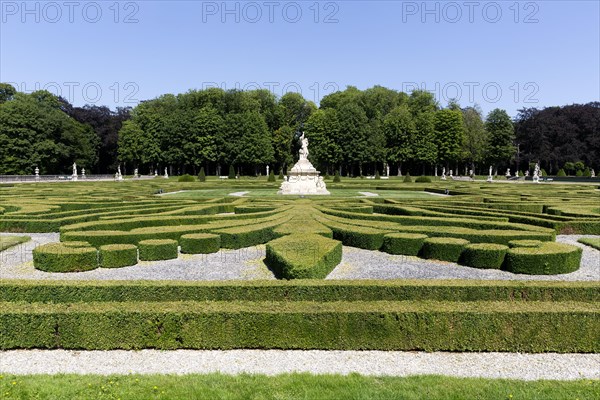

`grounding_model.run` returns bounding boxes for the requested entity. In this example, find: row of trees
[117,86,518,177]
[0,82,598,176]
